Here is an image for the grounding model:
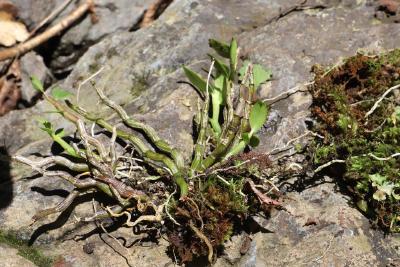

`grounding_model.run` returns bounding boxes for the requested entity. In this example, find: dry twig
[262,82,313,105]
[28,0,74,37]
[364,83,400,119]
[313,159,345,174]
[189,221,213,263]
[0,0,94,61]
